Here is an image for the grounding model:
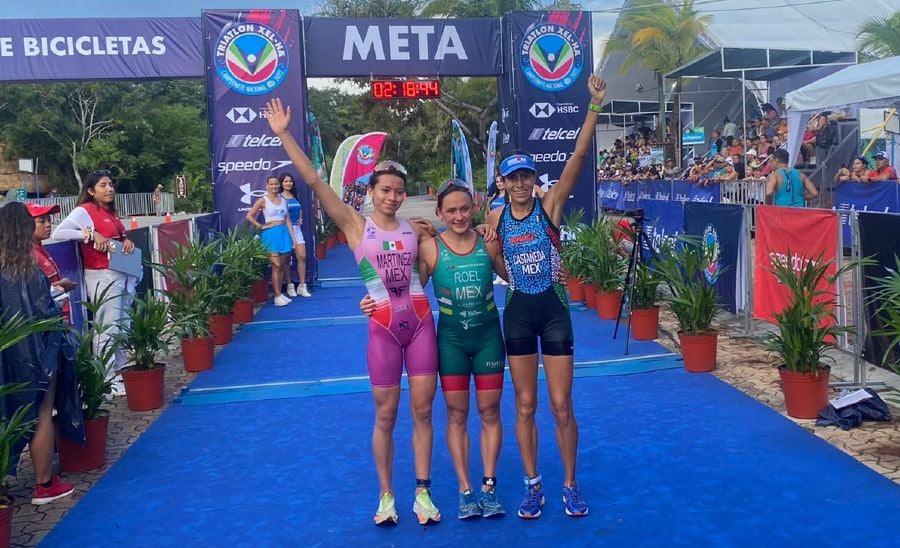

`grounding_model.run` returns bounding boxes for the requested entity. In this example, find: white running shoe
[109,377,127,397]
[297,284,312,297]
[286,283,297,297]
[274,294,291,307]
